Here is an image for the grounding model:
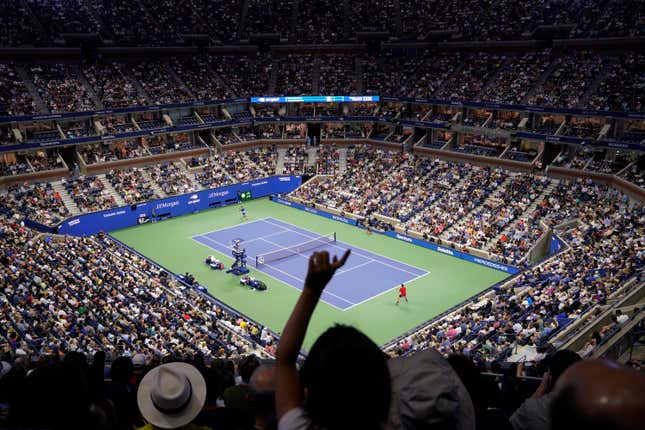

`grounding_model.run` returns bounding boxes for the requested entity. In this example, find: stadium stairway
[141,168,168,198]
[338,147,348,173]
[354,57,364,93]
[477,57,512,99]
[578,58,615,108]
[15,65,48,113]
[178,161,203,191]
[306,146,318,170]
[483,178,559,253]
[52,180,81,216]
[123,67,153,105]
[311,56,321,94]
[268,59,279,95]
[167,65,195,99]
[204,61,236,97]
[522,57,558,104]
[98,173,126,206]
[440,174,515,240]
[75,65,104,110]
[276,147,287,174]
